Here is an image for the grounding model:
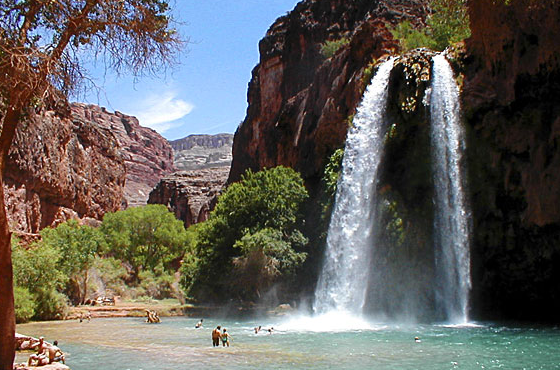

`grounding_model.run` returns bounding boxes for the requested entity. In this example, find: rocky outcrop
[170,134,233,171]
[148,167,229,227]
[462,0,560,321]
[4,103,174,233]
[72,104,175,208]
[229,0,429,185]
[5,107,126,233]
